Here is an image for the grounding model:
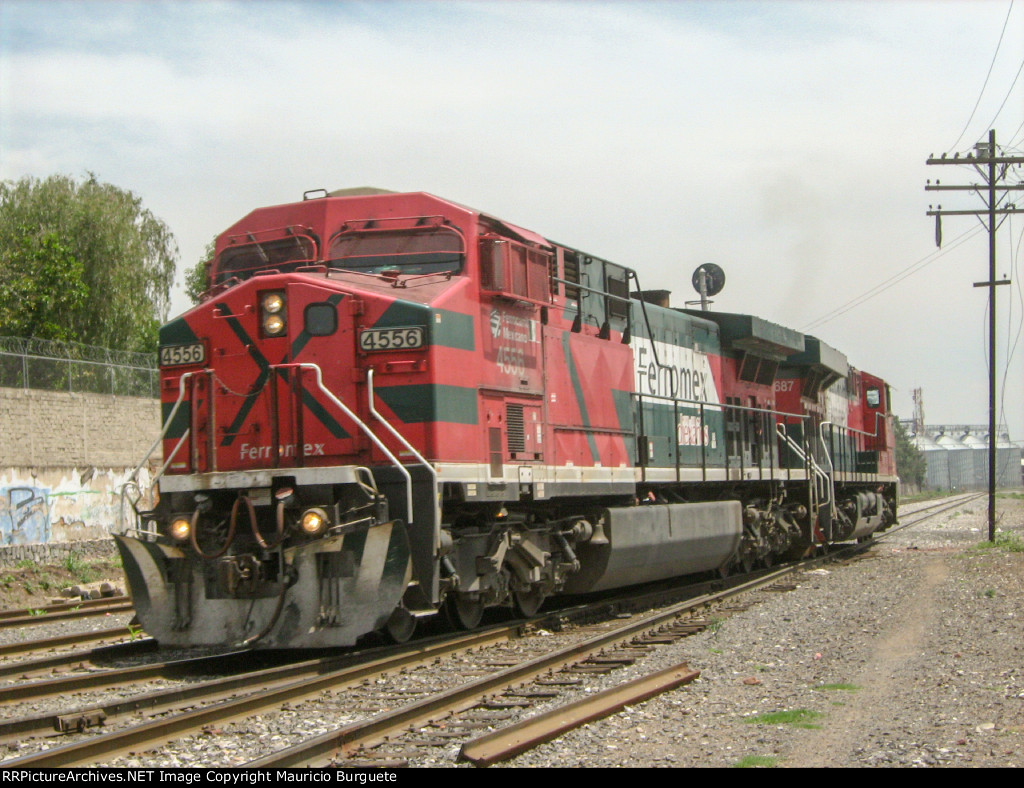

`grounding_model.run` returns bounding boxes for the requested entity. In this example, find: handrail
[282,363,415,526]
[129,371,197,484]
[367,368,440,547]
[775,423,832,512]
